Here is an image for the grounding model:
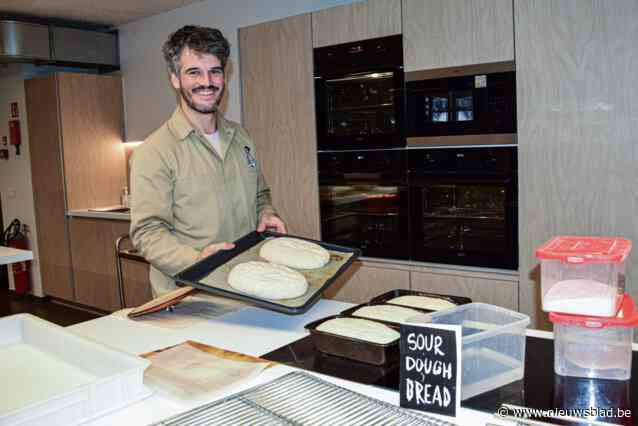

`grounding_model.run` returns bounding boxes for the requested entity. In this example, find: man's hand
[198,241,235,260]
[257,212,287,234]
